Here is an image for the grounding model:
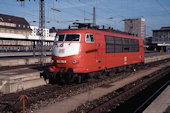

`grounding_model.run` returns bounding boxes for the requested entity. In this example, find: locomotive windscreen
[56,34,80,42]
